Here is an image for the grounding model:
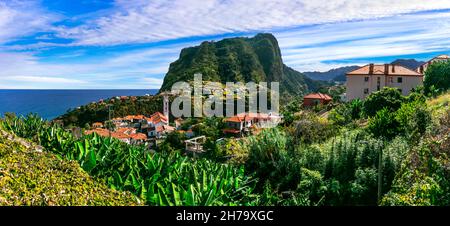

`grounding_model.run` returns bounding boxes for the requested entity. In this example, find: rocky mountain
[159,33,327,96]
[391,59,425,71]
[303,66,360,82]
